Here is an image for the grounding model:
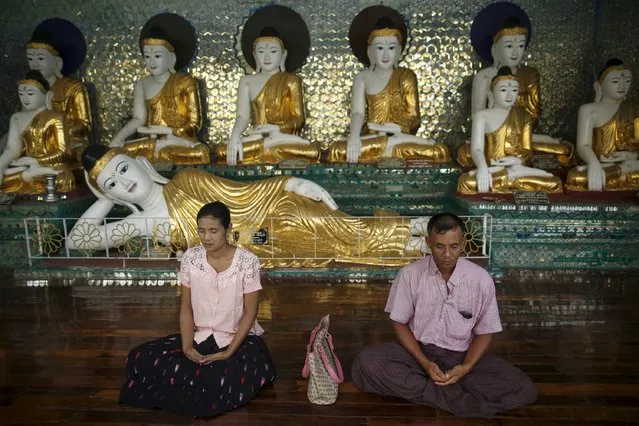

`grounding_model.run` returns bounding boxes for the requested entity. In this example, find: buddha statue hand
[284,177,339,210]
[153,137,197,157]
[490,156,523,167]
[109,135,125,148]
[247,124,280,136]
[476,166,493,193]
[367,122,403,135]
[22,164,61,181]
[11,157,60,182]
[532,134,561,144]
[137,125,174,137]
[226,134,243,166]
[346,134,363,164]
[507,164,553,180]
[602,151,638,163]
[586,160,606,191]
[11,156,40,167]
